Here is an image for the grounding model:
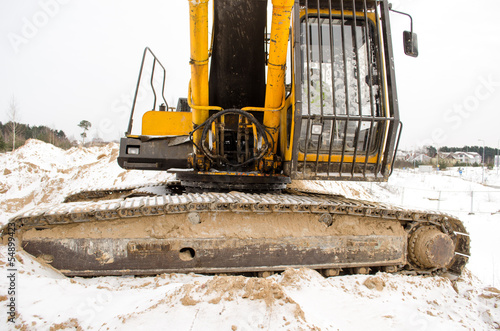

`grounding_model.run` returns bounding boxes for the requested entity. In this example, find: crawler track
[3,188,470,277]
